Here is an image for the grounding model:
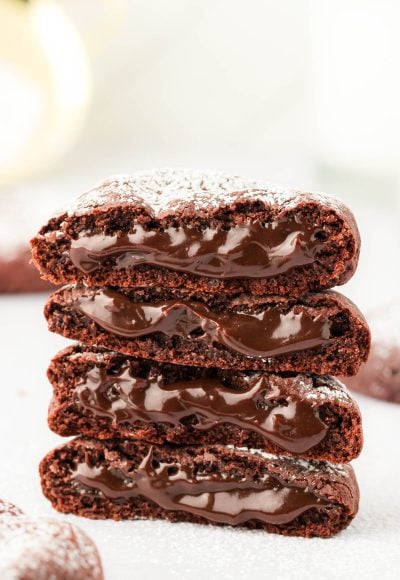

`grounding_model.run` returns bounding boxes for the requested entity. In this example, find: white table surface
[1,202,400,580]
